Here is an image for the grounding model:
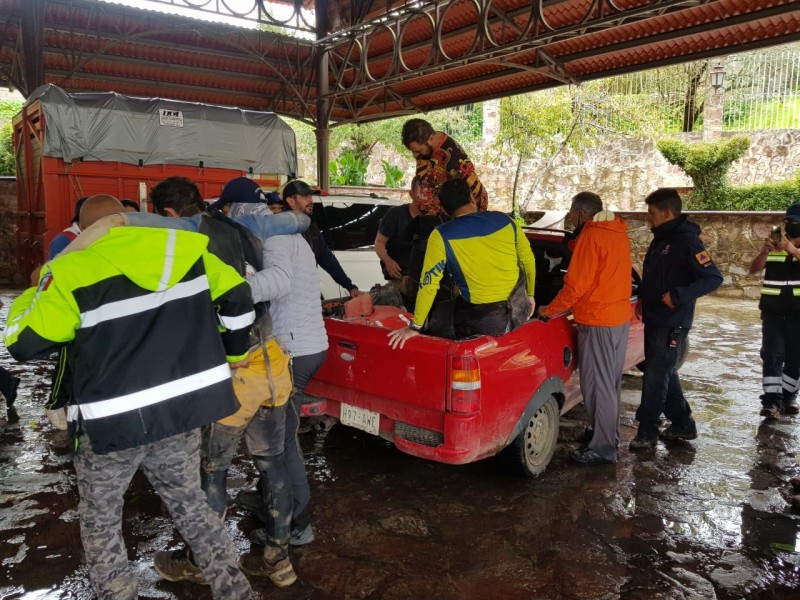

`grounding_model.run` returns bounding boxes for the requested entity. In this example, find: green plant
[657,135,751,207]
[381,160,404,188]
[721,175,800,211]
[329,150,369,186]
[0,122,14,176]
